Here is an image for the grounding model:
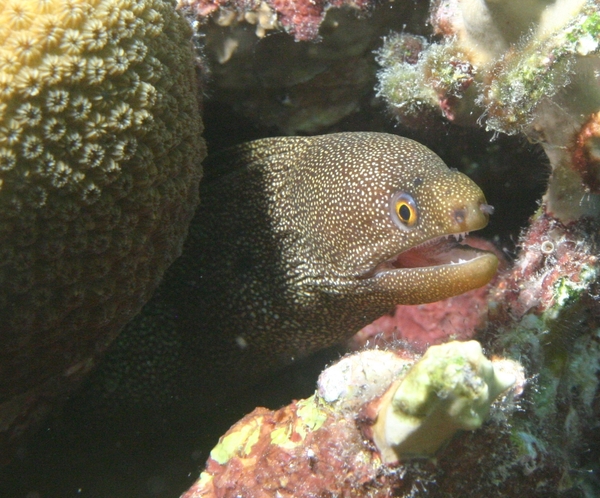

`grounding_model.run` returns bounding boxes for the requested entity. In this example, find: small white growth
[216,37,239,64]
[540,240,555,255]
[245,2,279,38]
[215,9,237,27]
[577,34,599,56]
[317,350,411,408]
